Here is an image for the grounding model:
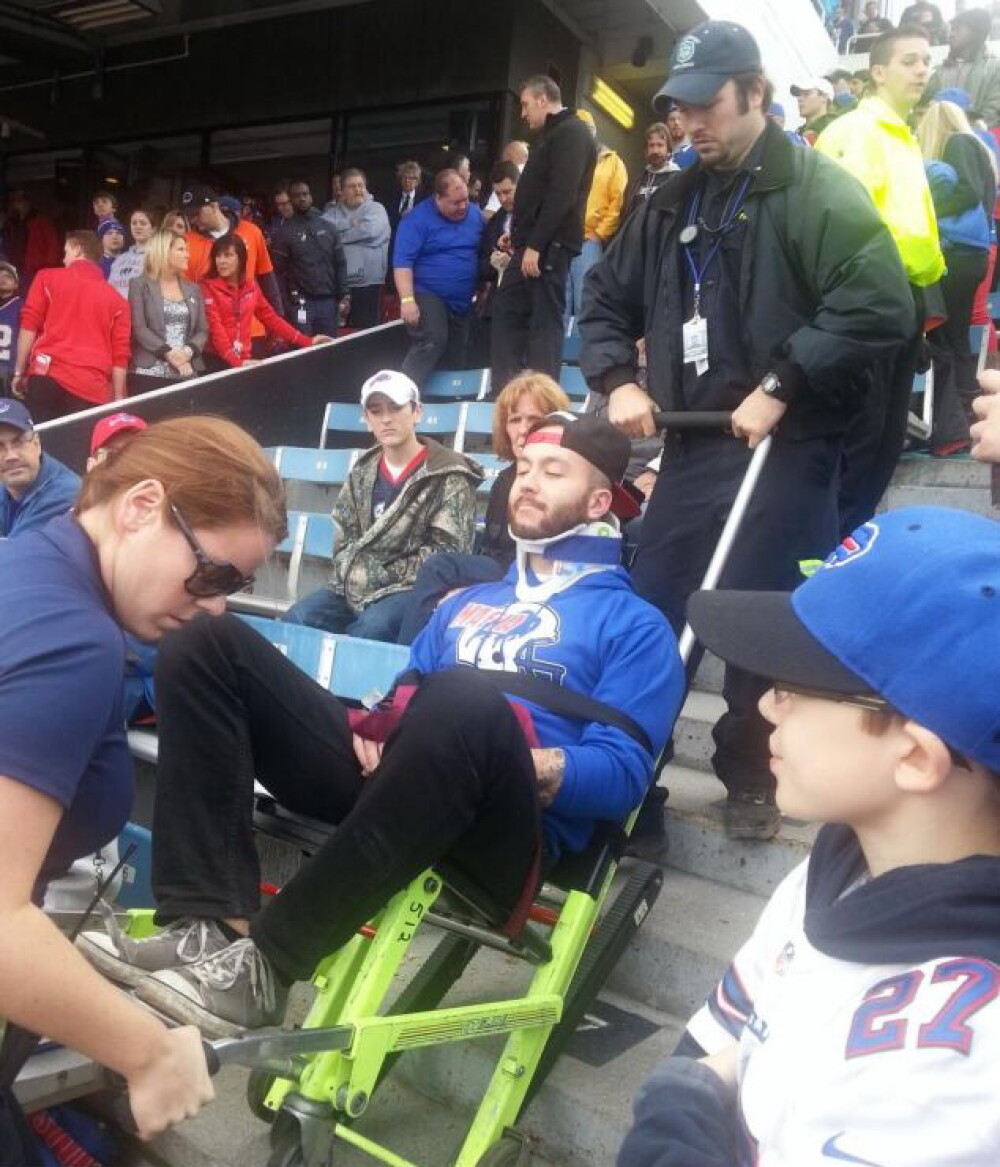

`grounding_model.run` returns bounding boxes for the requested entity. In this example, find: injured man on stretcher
[78,411,683,1036]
